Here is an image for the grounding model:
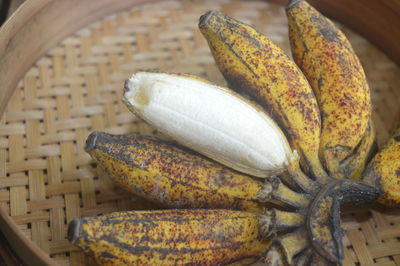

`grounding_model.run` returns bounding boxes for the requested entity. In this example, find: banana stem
[287,151,321,193]
[306,179,380,263]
